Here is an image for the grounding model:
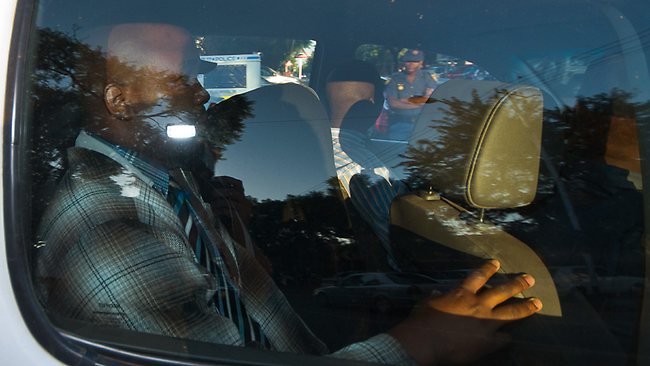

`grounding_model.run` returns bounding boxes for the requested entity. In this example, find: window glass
[18,1,650,365]
[195,36,315,103]
[341,275,363,286]
[355,44,496,83]
[511,50,592,107]
[386,273,436,285]
[203,64,247,89]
